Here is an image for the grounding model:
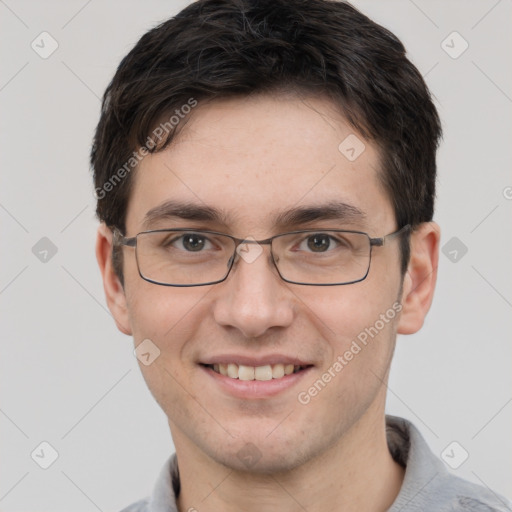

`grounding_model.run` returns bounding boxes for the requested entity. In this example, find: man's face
[119,94,404,472]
